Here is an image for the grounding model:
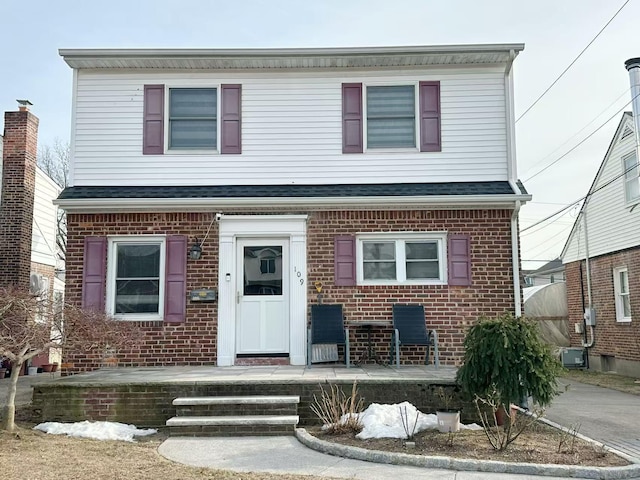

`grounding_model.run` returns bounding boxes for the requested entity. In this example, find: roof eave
[54,193,532,213]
